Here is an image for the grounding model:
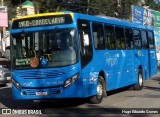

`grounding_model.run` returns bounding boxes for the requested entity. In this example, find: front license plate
[7,77,11,80]
[36,92,48,96]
